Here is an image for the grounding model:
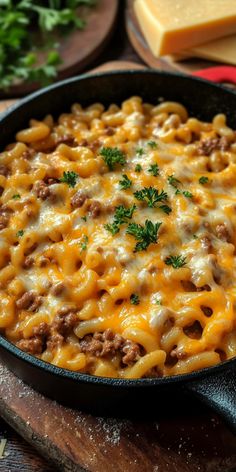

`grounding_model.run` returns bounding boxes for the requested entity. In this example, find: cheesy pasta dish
[0,96,236,379]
